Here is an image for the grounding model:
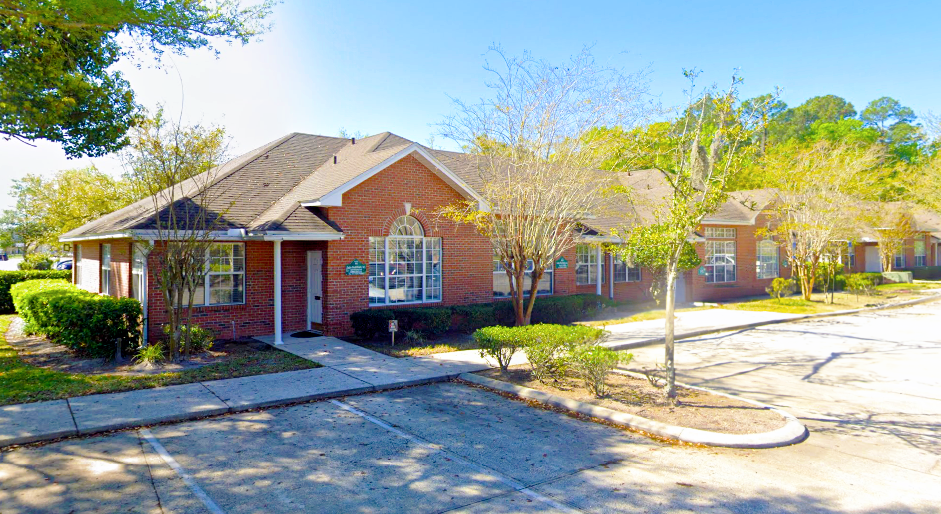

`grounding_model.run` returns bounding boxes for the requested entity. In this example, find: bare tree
[762,142,883,299]
[863,202,918,272]
[121,109,230,360]
[437,46,651,325]
[608,70,766,403]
